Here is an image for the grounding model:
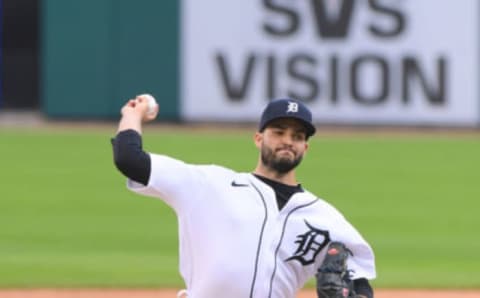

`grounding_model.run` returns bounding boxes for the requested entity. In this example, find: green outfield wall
[41,0,179,119]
